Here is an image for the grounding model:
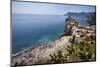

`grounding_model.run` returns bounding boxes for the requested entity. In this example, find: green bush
[48,50,66,63]
[49,36,96,63]
[66,36,96,61]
